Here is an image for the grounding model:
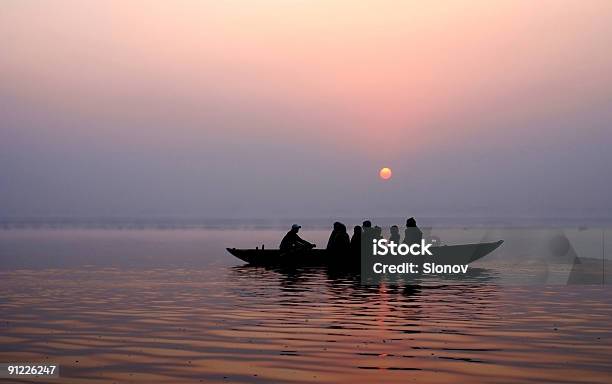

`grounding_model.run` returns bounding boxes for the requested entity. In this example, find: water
[1,229,611,383]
